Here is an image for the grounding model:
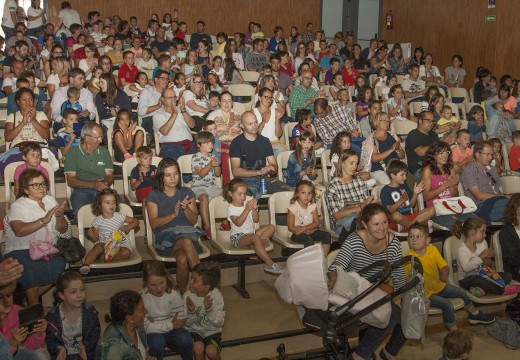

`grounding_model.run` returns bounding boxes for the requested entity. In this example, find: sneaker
[470,287,486,297]
[468,311,495,325]
[79,265,91,275]
[263,263,285,275]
